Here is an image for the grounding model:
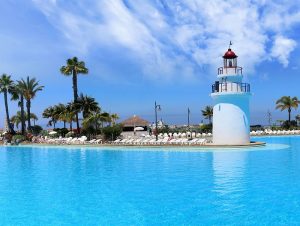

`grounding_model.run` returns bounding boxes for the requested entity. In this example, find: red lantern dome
[223,48,237,59]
